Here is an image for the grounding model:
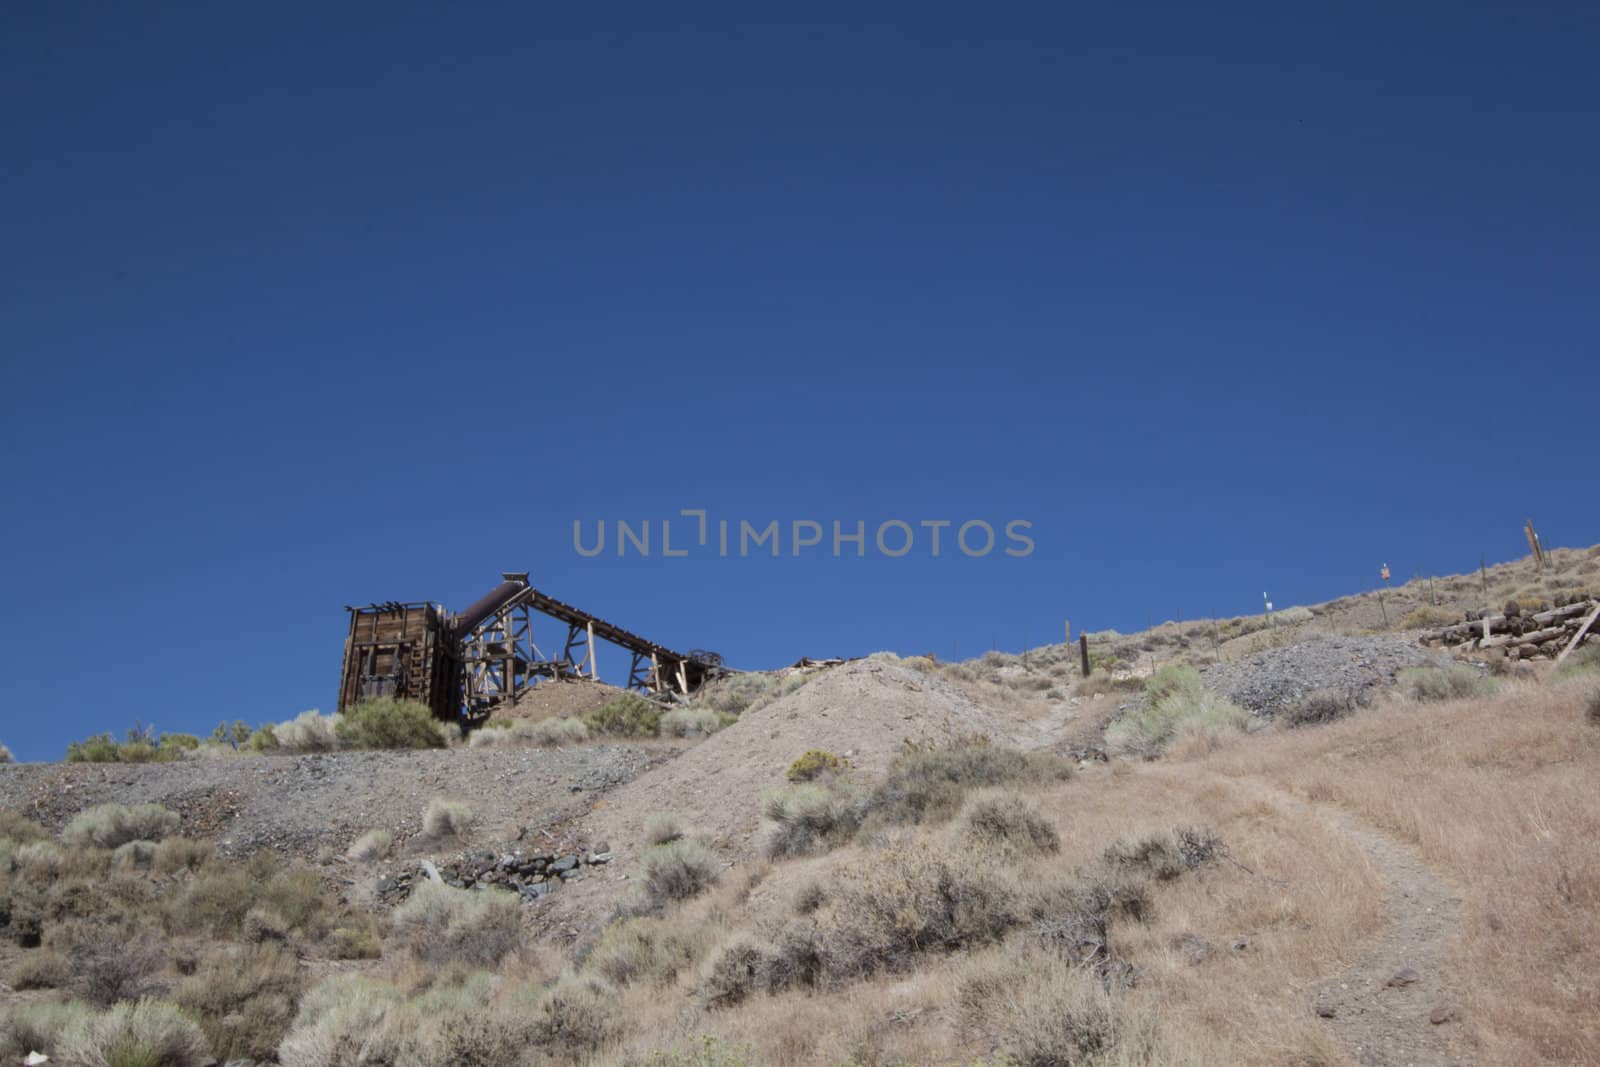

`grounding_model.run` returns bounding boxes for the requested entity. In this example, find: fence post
[1079,634,1090,676]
